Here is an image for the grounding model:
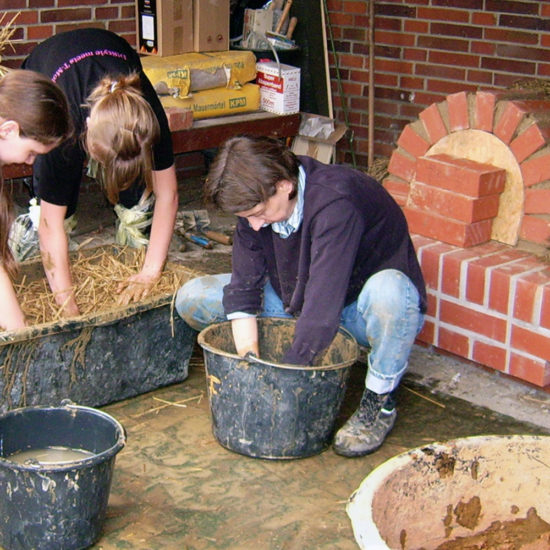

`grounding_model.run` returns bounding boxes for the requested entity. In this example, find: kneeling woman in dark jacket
[176,135,426,457]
